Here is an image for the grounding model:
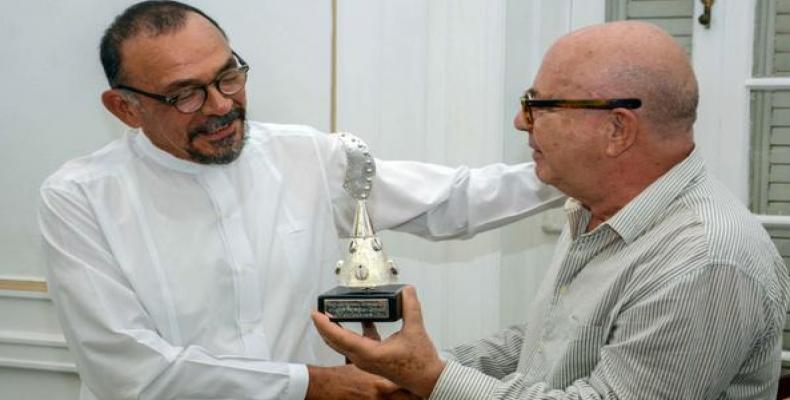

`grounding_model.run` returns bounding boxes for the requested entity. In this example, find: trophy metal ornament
[317,133,405,322]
